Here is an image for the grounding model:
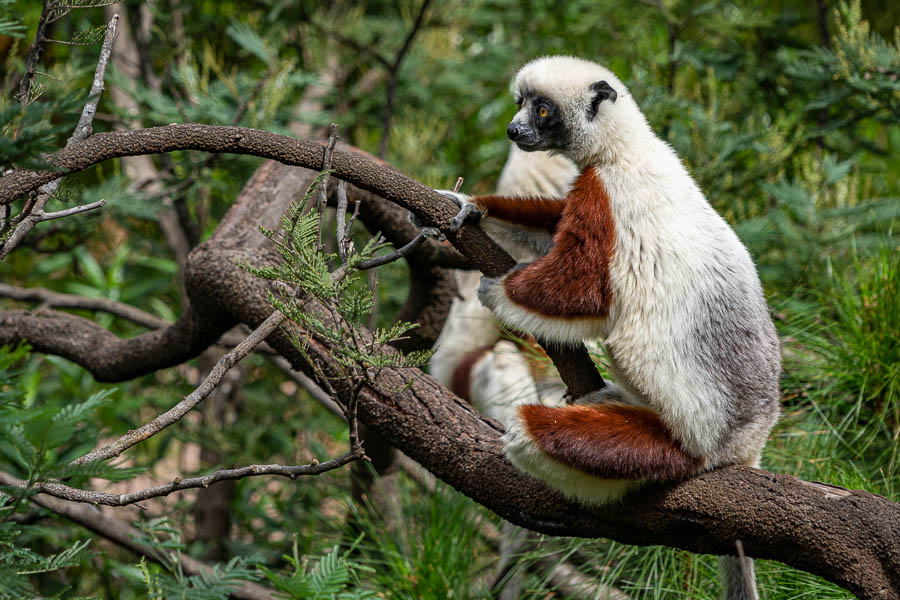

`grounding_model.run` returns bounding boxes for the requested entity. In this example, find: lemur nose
[507,122,525,141]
